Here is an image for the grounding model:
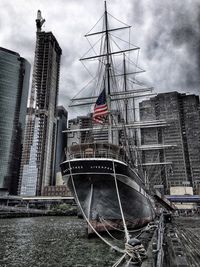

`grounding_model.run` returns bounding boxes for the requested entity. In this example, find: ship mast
[104,1,110,96]
[104,1,112,143]
[123,53,128,124]
[78,1,151,145]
